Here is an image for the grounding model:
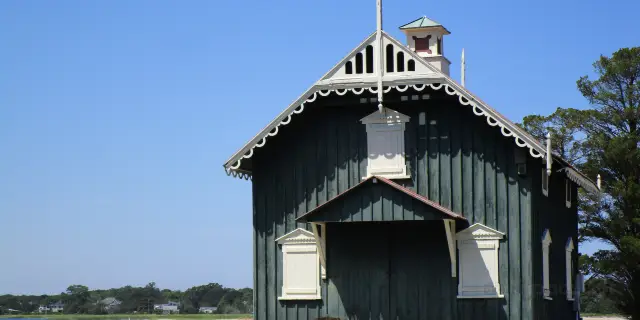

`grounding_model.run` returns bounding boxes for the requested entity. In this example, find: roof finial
[461,48,466,86]
[376,0,384,113]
